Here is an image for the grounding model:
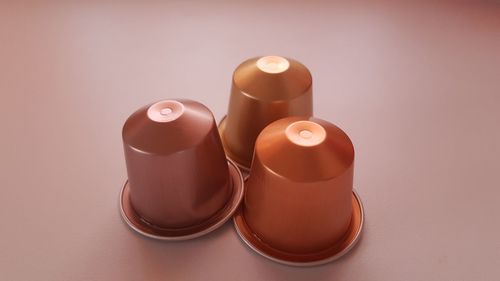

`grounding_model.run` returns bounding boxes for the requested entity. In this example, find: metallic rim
[233,189,365,267]
[119,158,244,241]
